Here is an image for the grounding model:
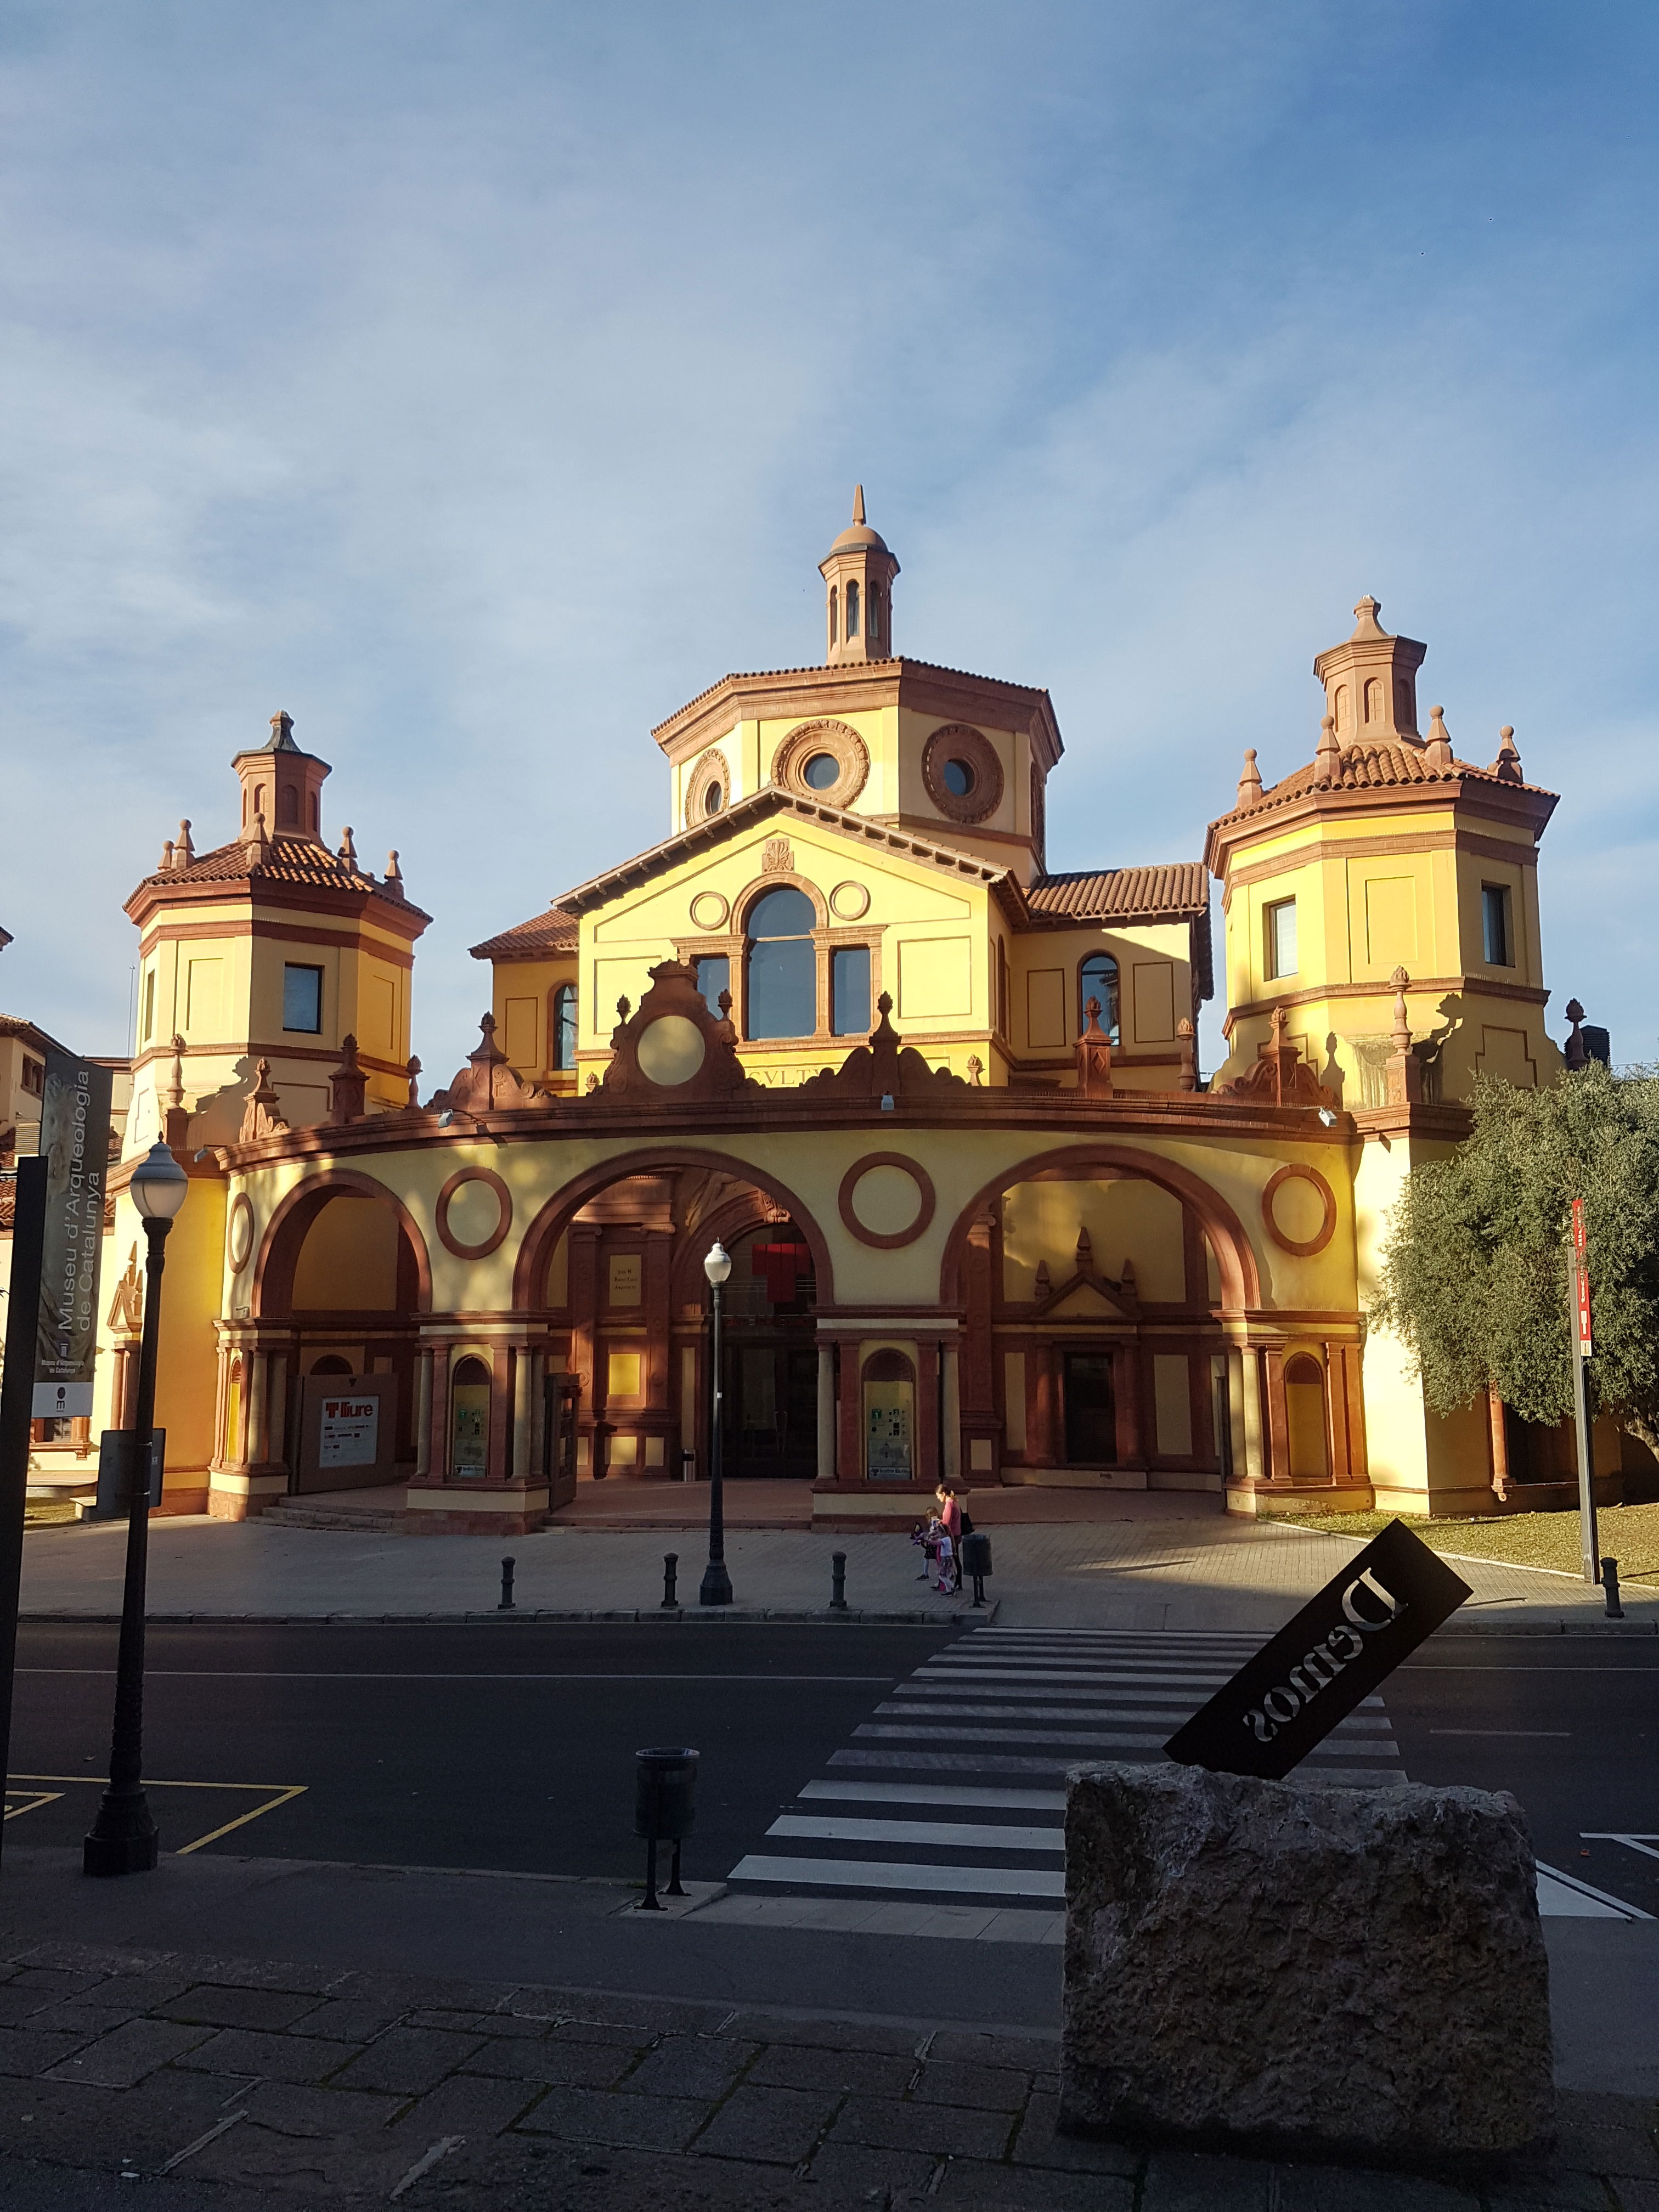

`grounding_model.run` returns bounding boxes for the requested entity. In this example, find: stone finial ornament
[427,1012,550,1117]
[328,1034,368,1125]
[1386,966,1424,1105]
[1075,997,1114,1098]
[385,850,405,897]
[404,1054,422,1109]
[1314,714,1341,783]
[967,1054,984,1086]
[1177,1015,1197,1092]
[1564,998,1588,1072]
[176,820,195,865]
[269,710,296,748]
[246,806,270,864]
[1492,725,1523,783]
[1236,748,1264,808]
[1424,706,1453,771]
[337,826,357,866]
[160,838,175,871]
[1350,594,1387,639]
[238,1058,289,1142]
